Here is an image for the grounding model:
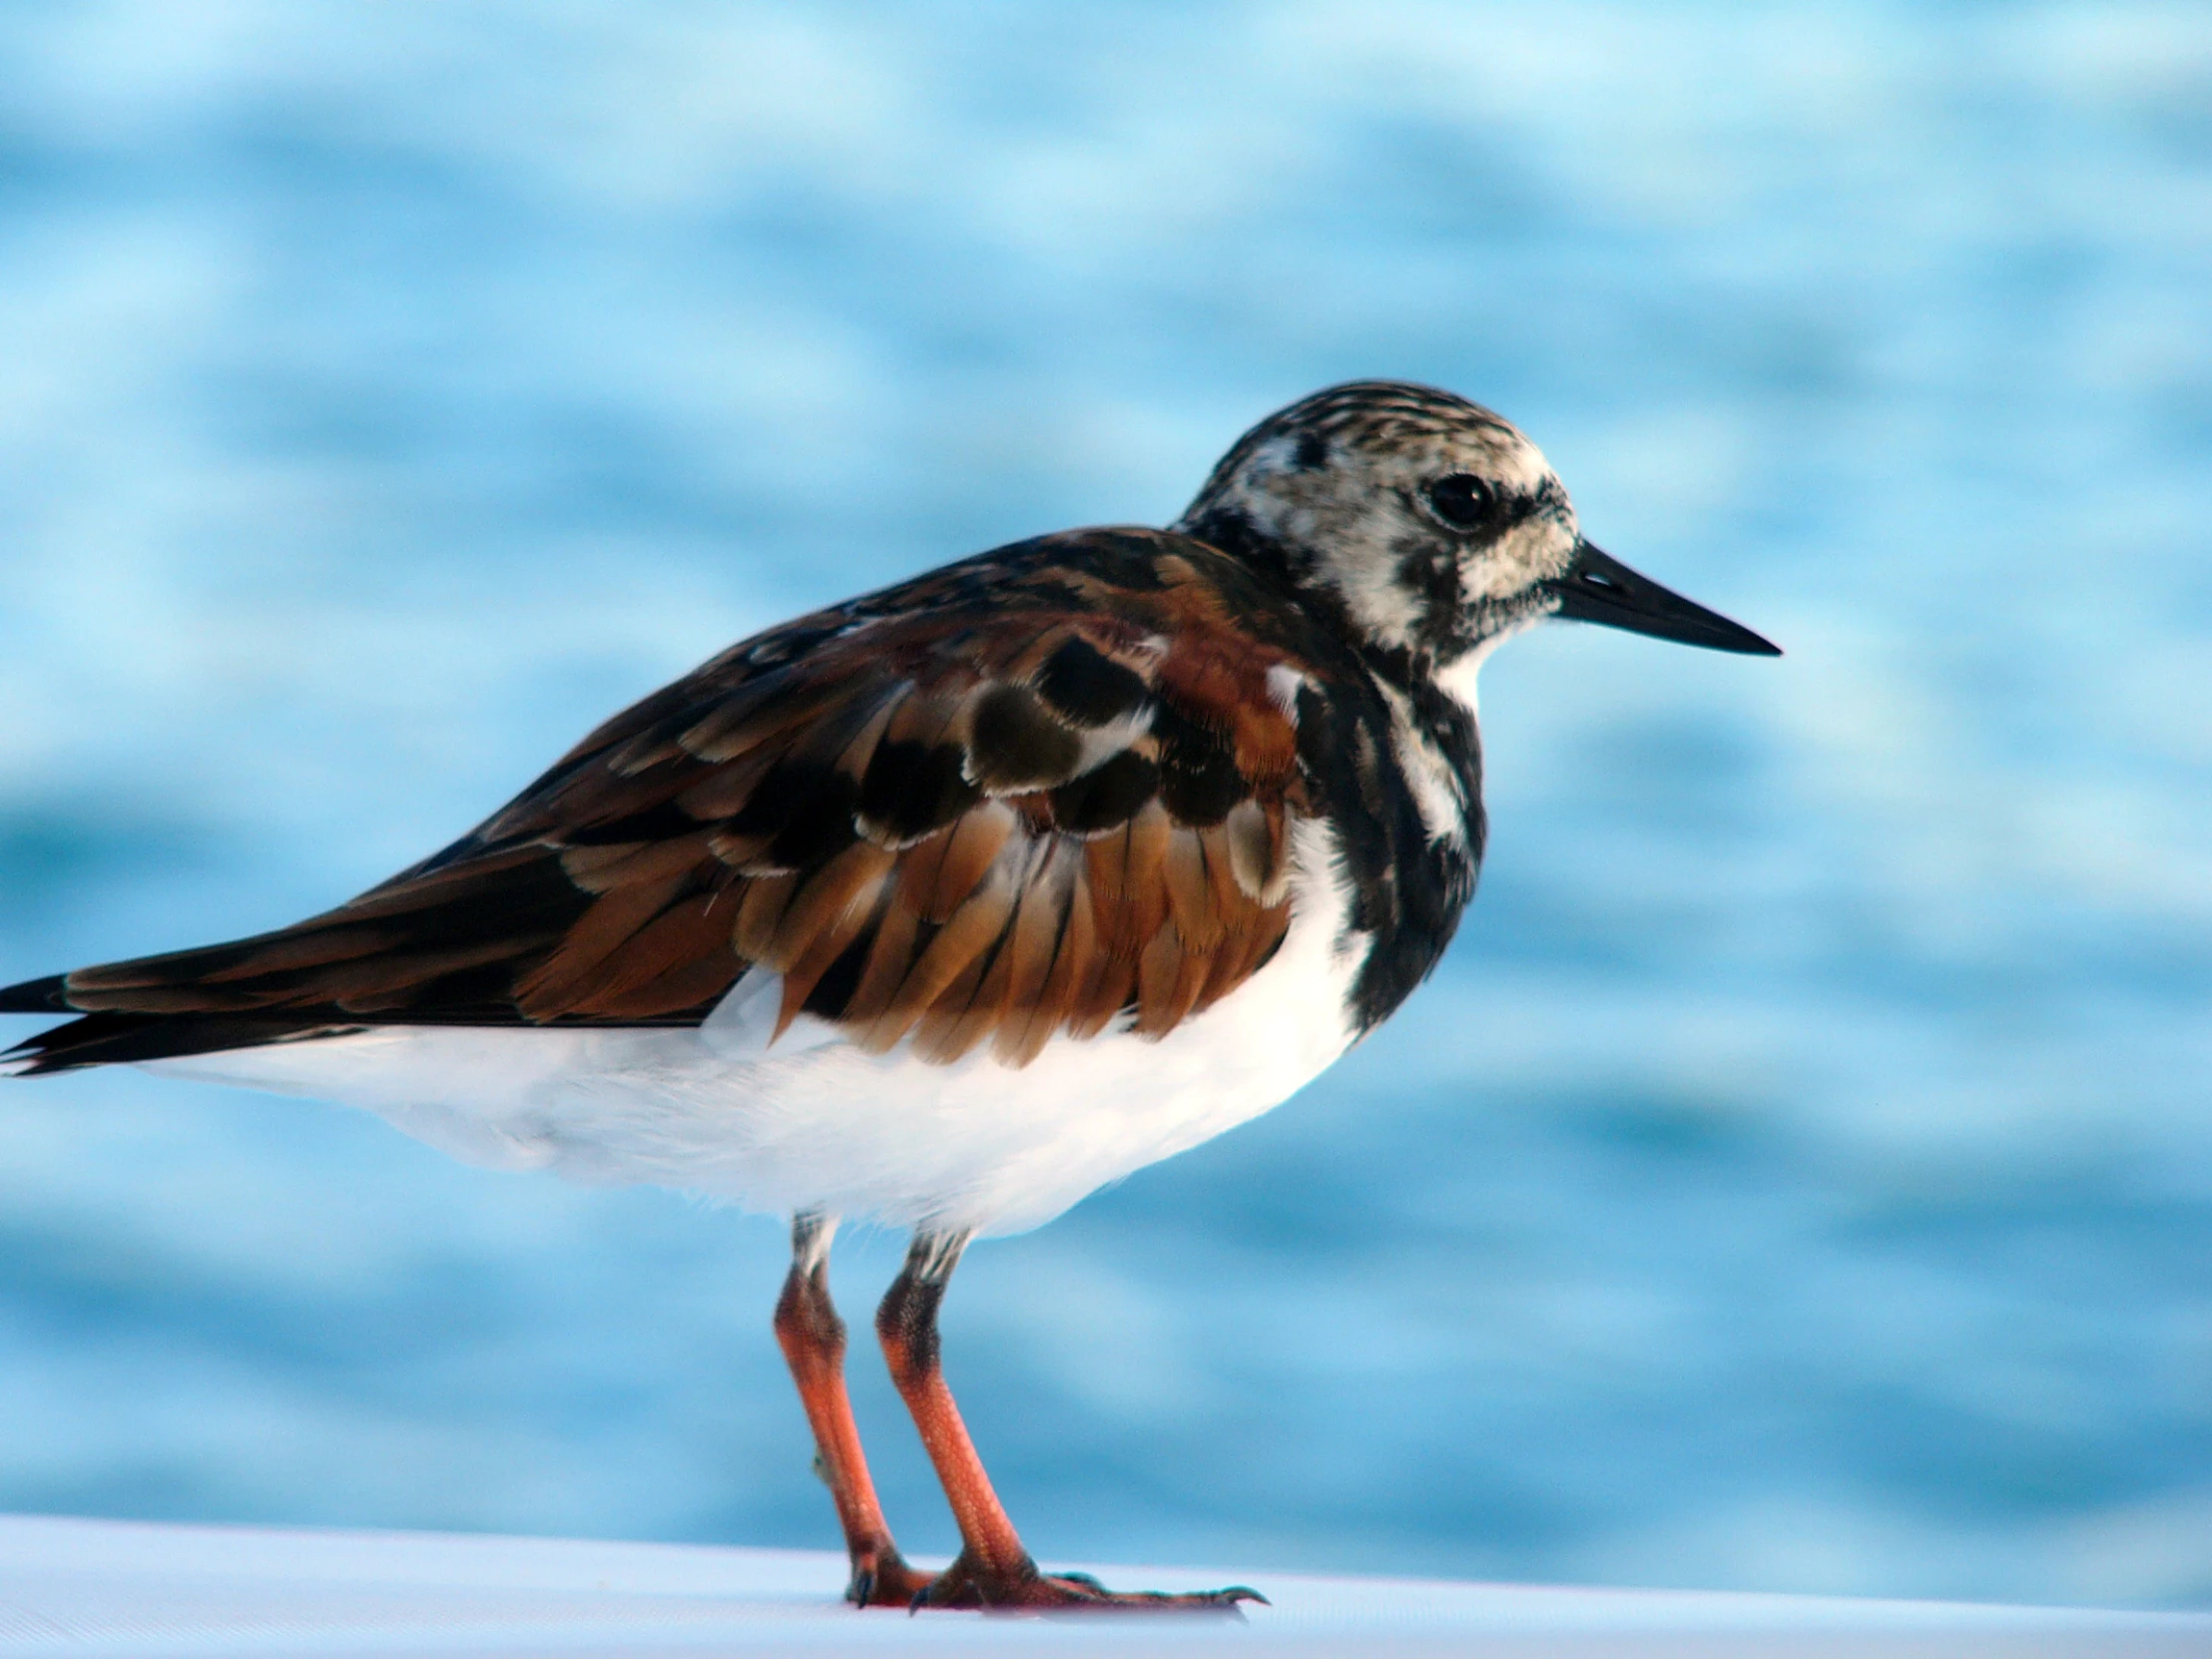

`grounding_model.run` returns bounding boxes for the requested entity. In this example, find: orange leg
[875,1229,1263,1613]
[773,1213,931,1608]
